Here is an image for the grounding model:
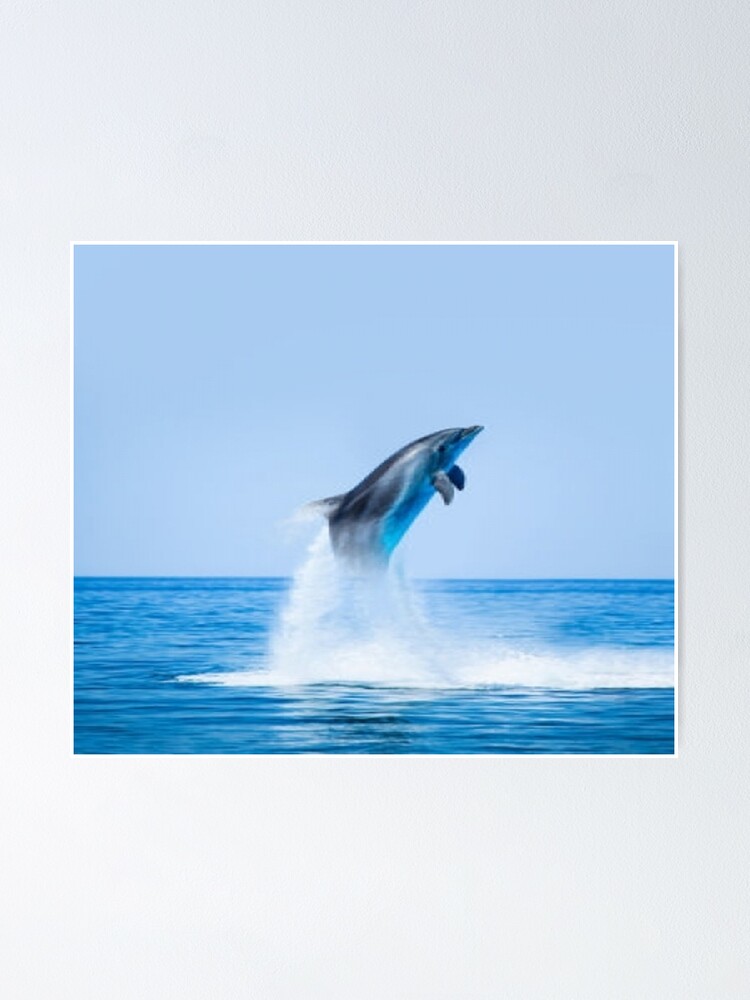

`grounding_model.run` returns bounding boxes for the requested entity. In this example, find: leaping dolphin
[308,426,483,571]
